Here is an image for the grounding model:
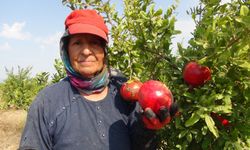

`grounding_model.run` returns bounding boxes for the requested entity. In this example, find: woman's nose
[81,44,92,55]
